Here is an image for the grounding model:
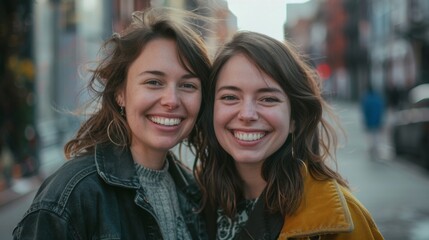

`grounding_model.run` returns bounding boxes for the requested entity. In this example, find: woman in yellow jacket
[195,31,383,239]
